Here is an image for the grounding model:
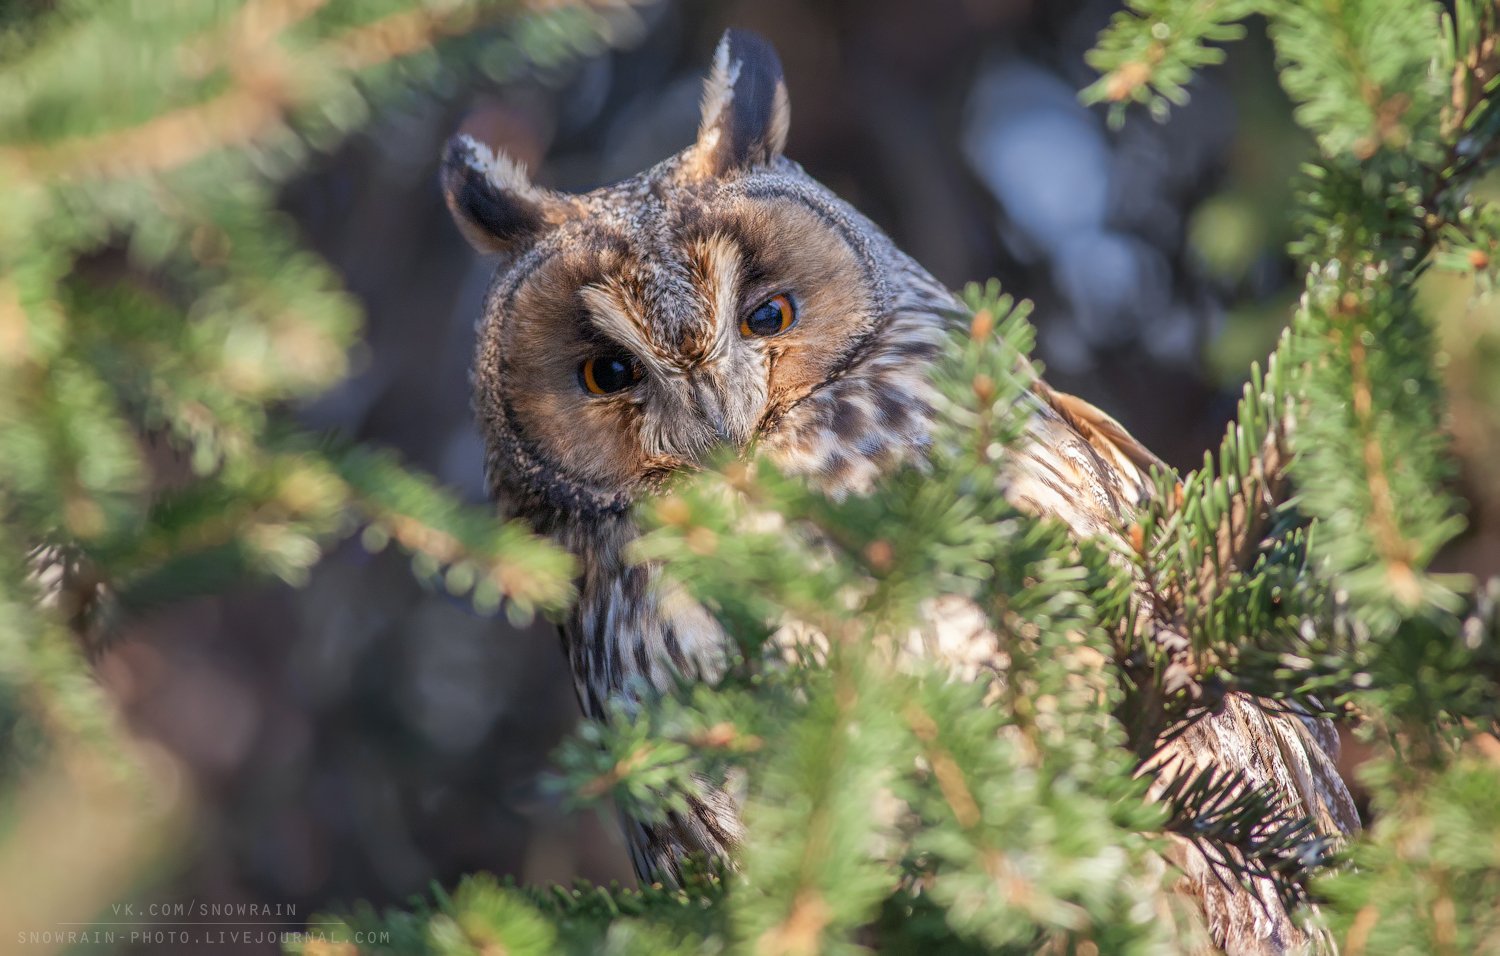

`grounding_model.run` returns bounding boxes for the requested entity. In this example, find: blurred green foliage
[3,1,1500,954]
[0,0,634,942]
